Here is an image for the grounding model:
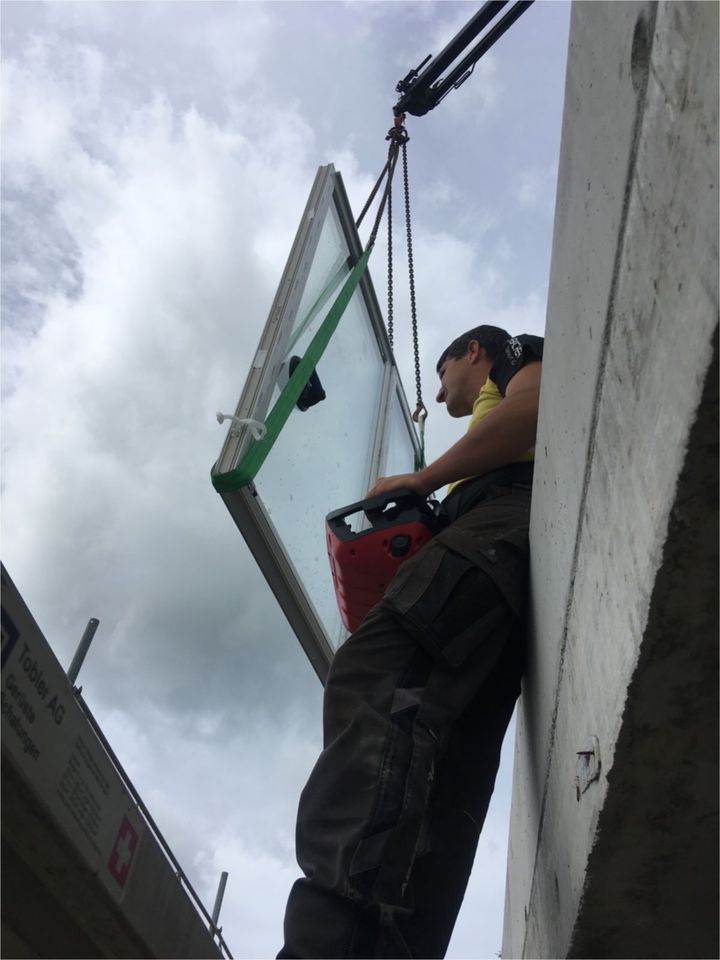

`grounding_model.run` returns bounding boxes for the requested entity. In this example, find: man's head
[435,325,510,417]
